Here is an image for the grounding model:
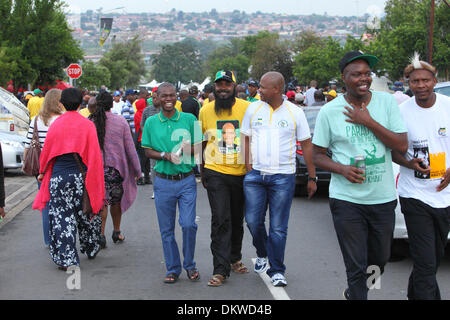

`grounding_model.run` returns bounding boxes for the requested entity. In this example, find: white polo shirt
[241,100,311,174]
